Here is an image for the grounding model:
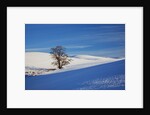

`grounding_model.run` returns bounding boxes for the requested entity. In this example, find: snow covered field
[25,59,125,90]
[25,52,122,76]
